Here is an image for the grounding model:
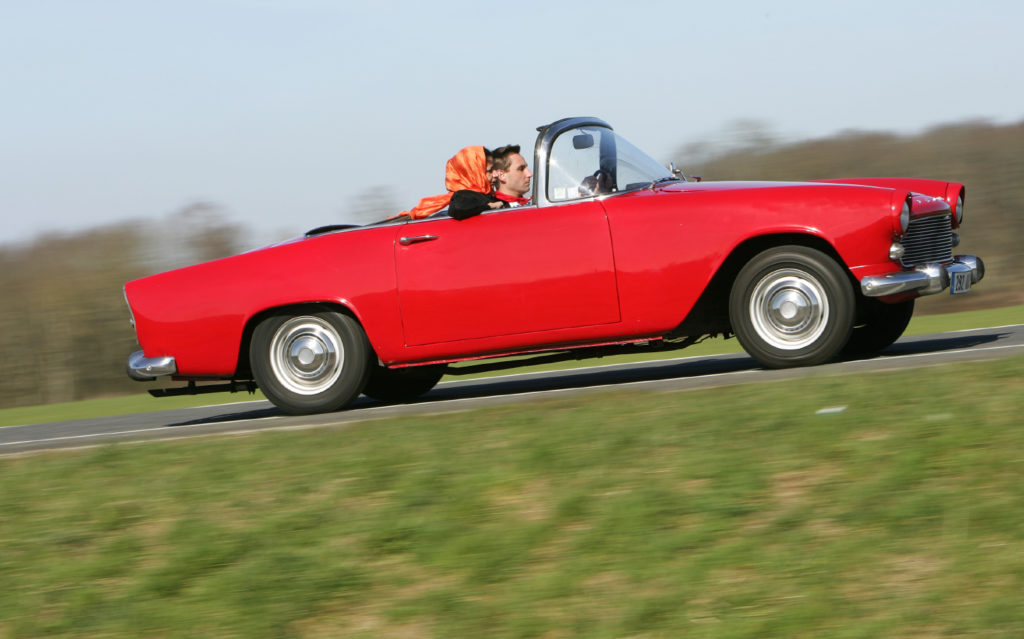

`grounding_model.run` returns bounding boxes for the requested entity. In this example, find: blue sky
[2,0,1021,245]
